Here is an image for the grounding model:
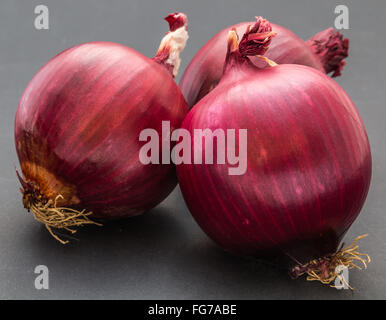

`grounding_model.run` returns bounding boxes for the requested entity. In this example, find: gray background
[0,0,385,299]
